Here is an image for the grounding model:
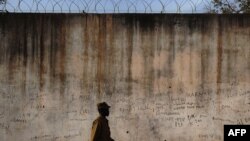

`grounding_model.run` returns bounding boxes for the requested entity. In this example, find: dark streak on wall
[216,16,223,114]
[126,16,133,96]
